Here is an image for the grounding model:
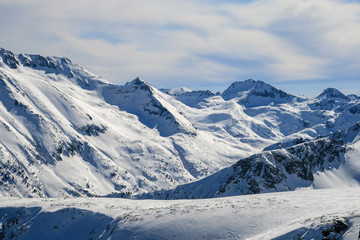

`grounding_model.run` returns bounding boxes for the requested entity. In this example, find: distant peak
[225,79,267,92]
[317,88,349,100]
[126,77,148,86]
[168,87,192,96]
[222,79,293,103]
[124,77,153,92]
